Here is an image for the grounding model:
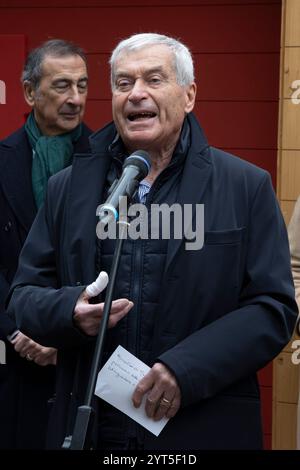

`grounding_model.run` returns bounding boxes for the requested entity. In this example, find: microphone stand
[62,217,129,450]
